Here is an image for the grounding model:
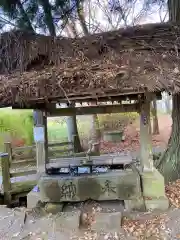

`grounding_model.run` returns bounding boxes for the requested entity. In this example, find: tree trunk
[155,0,180,183]
[151,99,159,135]
[90,114,101,154]
[164,93,172,114]
[38,0,56,36]
[41,4,82,153]
[67,19,78,37]
[65,22,78,37]
[91,114,101,141]
[75,1,101,153]
[66,104,82,153]
[64,20,81,151]
[156,94,180,183]
[16,0,35,32]
[76,1,89,35]
[168,0,180,22]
